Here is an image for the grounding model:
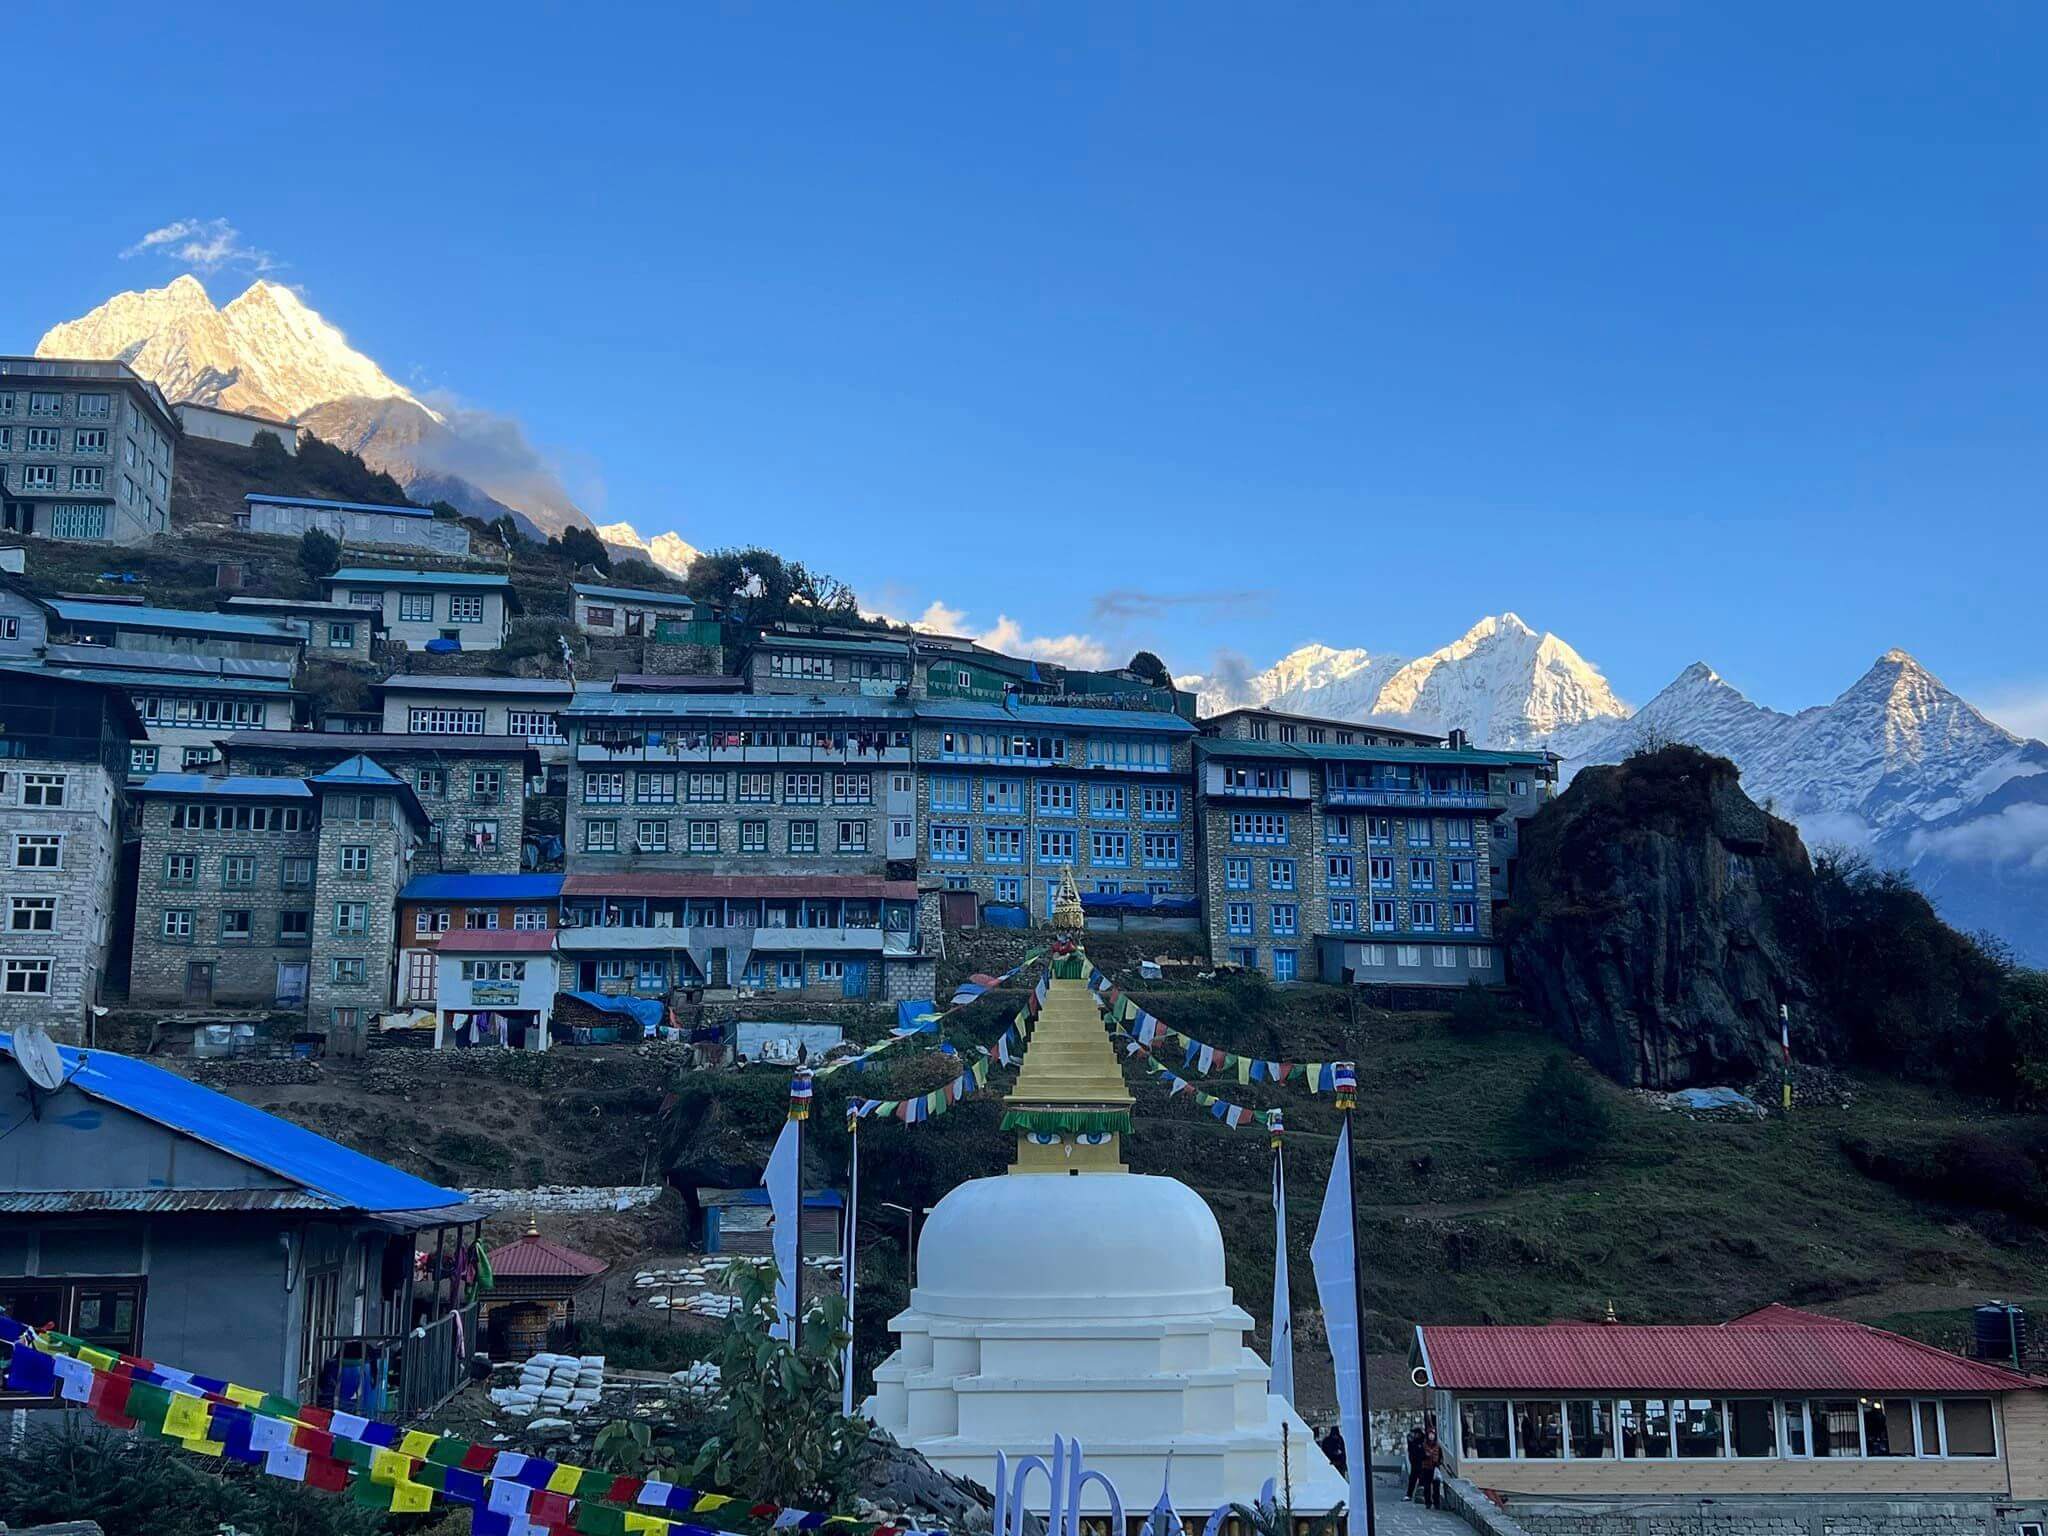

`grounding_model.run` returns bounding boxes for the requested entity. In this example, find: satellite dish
[15,1023,66,1092]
